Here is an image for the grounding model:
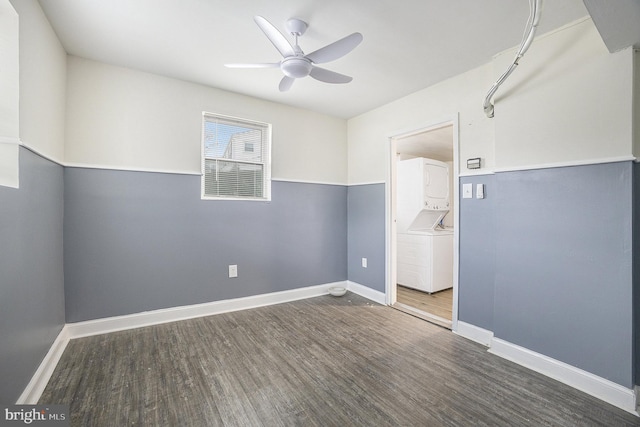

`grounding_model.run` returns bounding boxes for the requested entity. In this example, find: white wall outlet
[228,264,238,278]
[362,257,367,268]
[462,183,473,199]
